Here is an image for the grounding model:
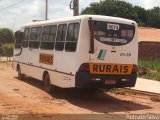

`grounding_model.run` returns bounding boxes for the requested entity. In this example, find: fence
[138,41,160,60]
